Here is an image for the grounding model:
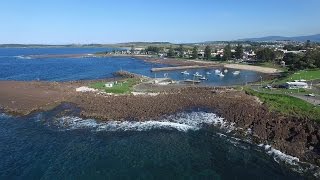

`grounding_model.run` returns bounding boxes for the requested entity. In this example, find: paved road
[250,85,320,106]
